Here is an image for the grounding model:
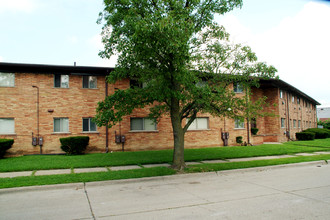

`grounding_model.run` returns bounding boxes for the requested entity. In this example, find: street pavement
[1,161,330,219]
